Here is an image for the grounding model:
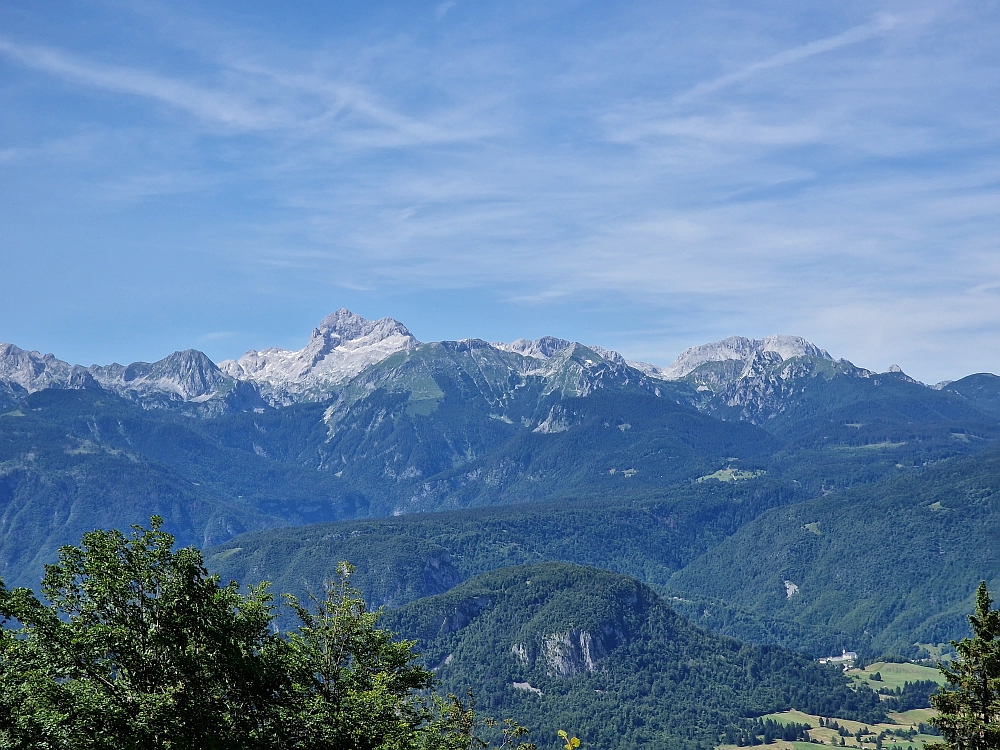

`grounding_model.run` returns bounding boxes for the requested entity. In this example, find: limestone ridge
[0,343,258,413]
[89,350,242,404]
[660,335,834,380]
[0,315,915,421]
[492,336,574,359]
[0,343,100,396]
[646,335,863,424]
[492,336,630,367]
[321,337,666,441]
[218,309,420,405]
